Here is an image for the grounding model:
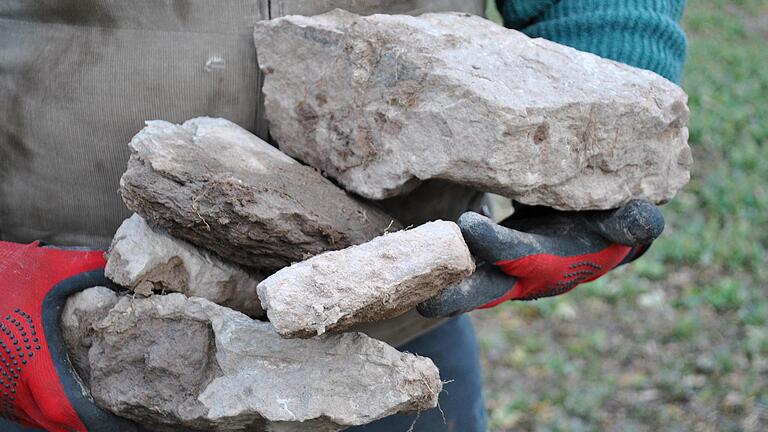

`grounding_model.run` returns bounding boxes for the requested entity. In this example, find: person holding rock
[0,1,686,431]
